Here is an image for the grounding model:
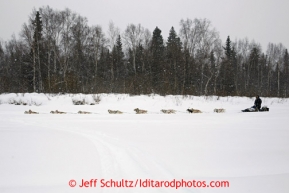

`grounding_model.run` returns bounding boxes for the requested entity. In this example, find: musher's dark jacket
[254,97,262,109]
